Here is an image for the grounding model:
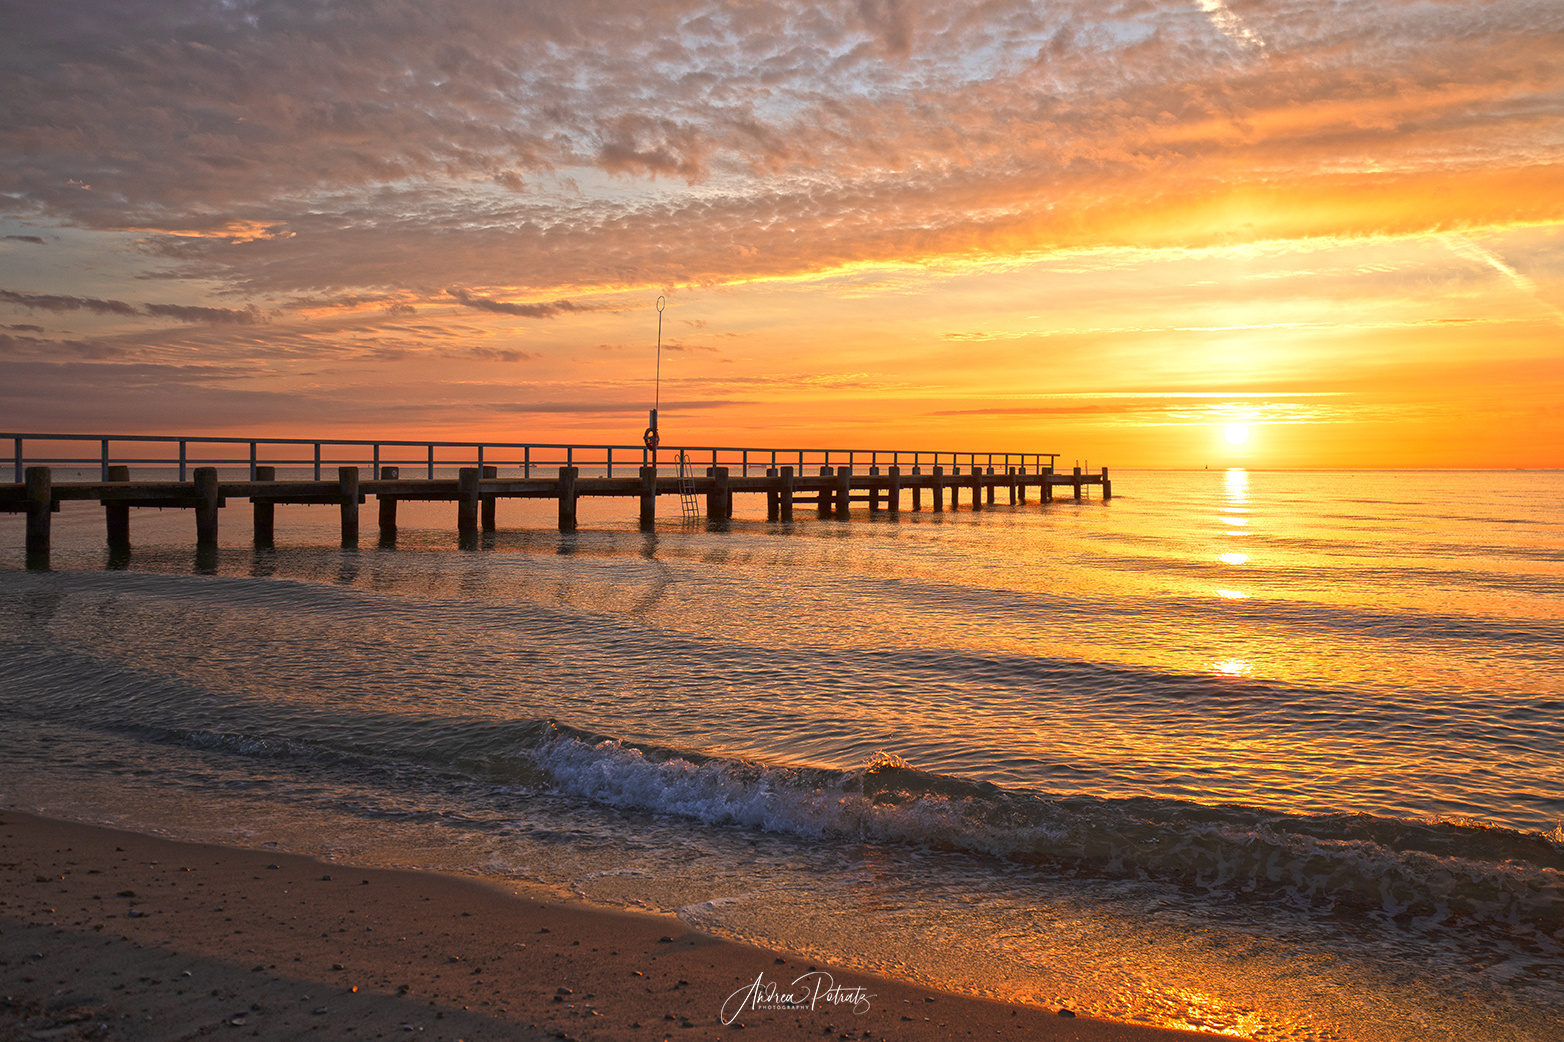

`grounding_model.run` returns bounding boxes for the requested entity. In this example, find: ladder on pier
[676,451,700,522]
